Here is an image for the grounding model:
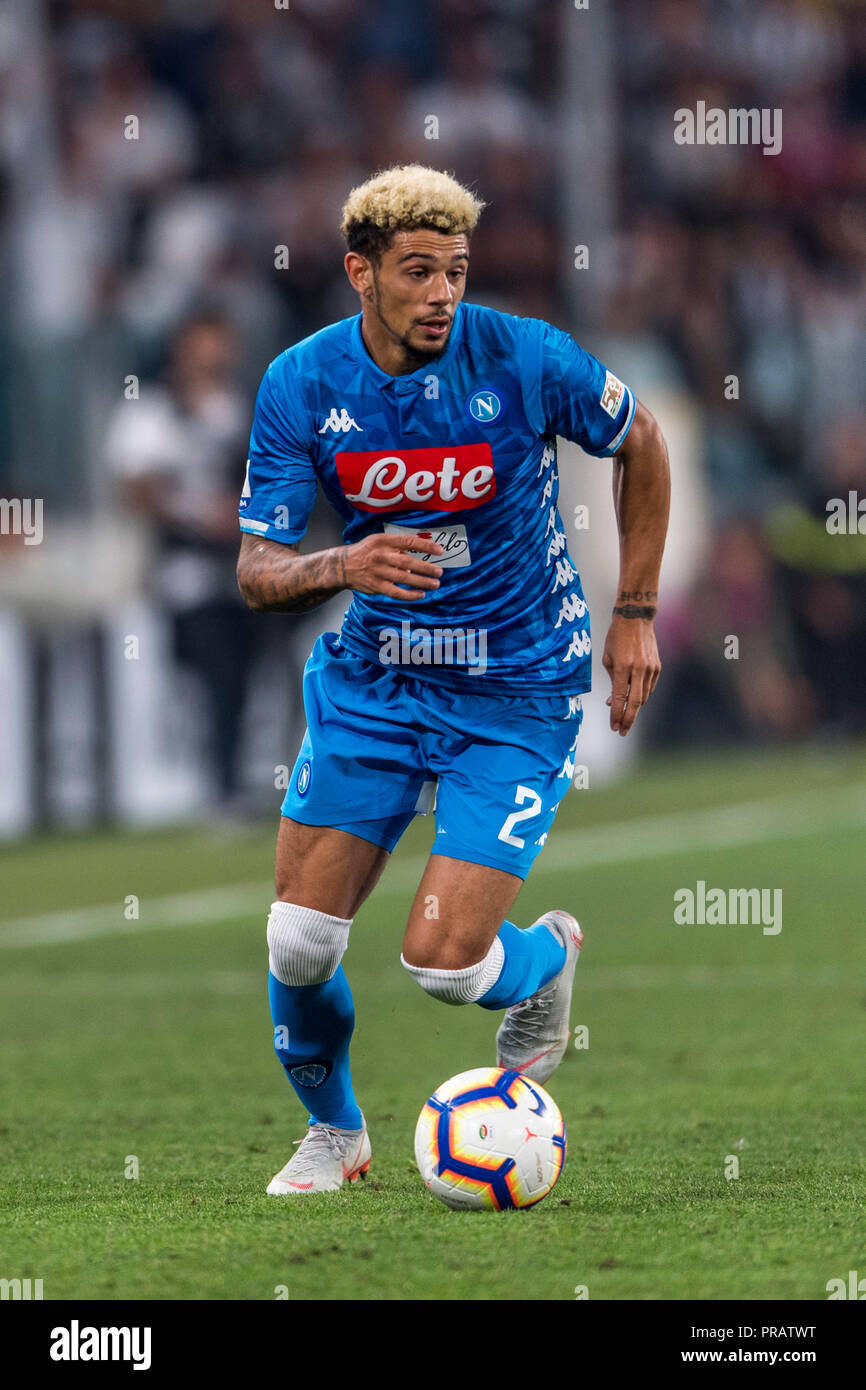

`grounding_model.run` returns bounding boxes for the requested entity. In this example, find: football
[414,1066,566,1211]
